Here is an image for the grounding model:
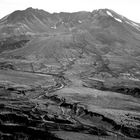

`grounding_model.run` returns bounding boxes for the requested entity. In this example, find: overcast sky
[0,0,140,22]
